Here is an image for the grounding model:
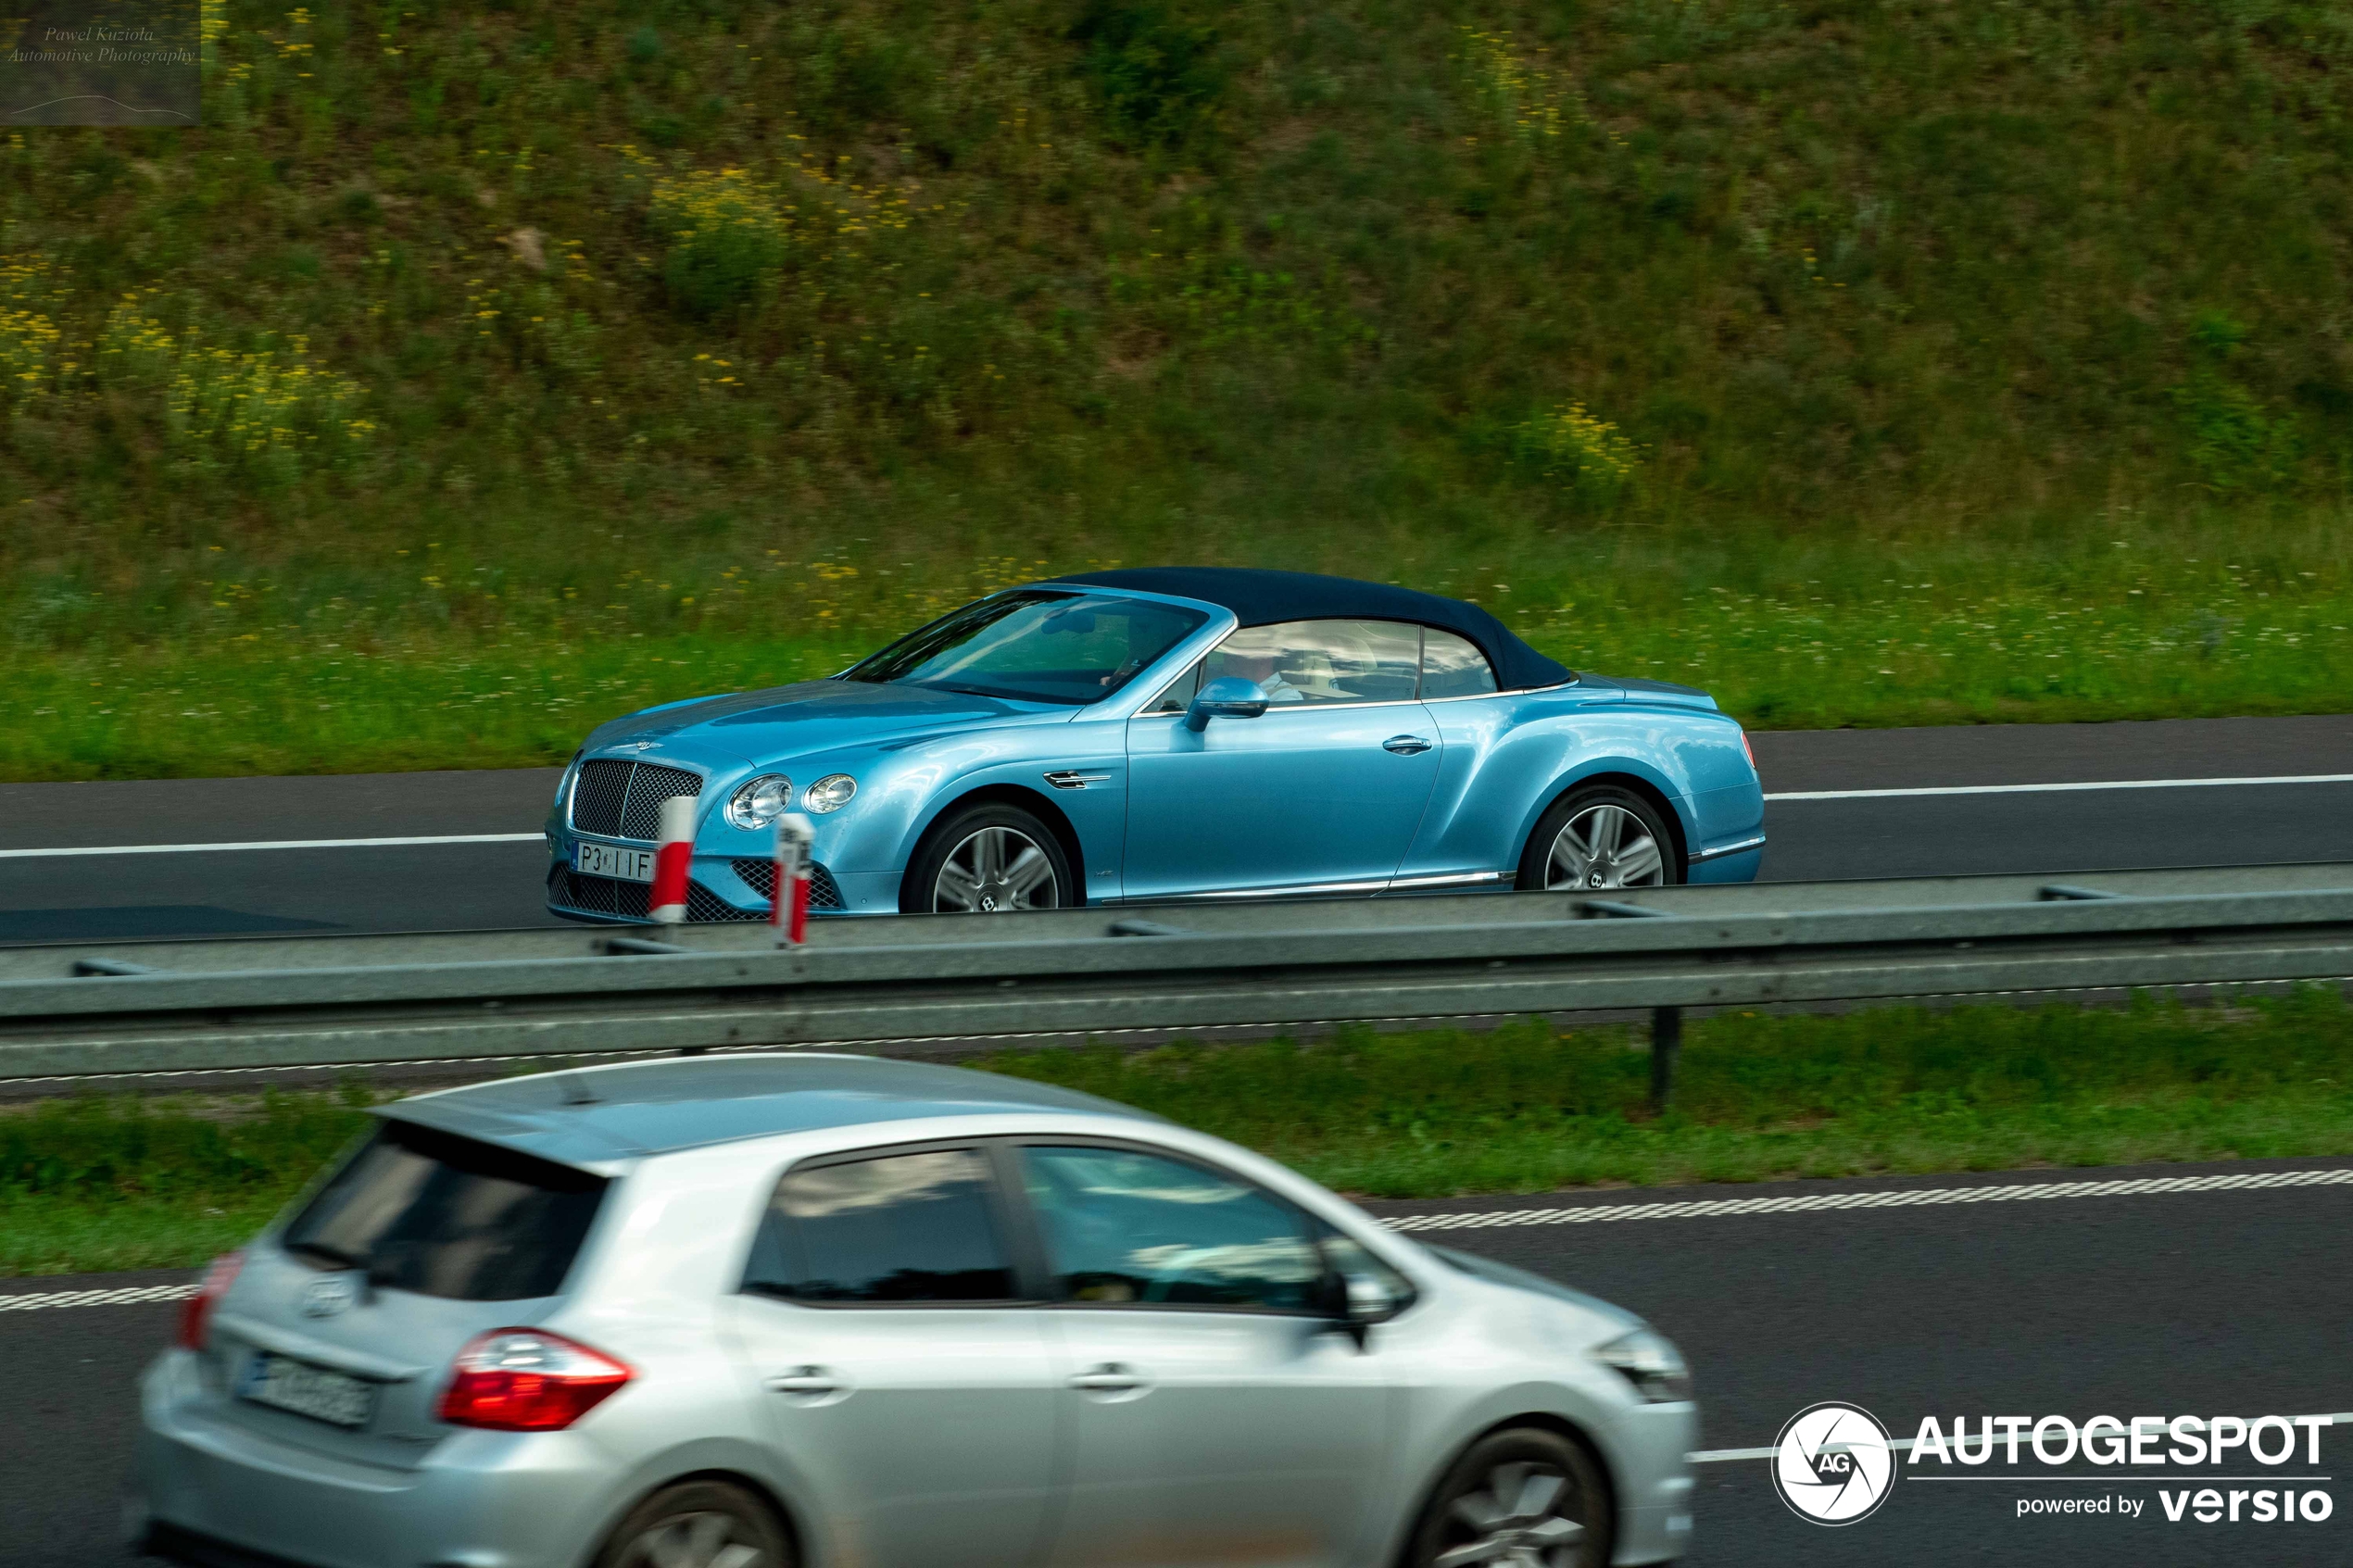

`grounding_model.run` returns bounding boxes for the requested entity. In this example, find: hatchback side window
[742,1148,1018,1304]
[1419,627,1498,698]
[1018,1146,1323,1311]
[1202,620,1422,705]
